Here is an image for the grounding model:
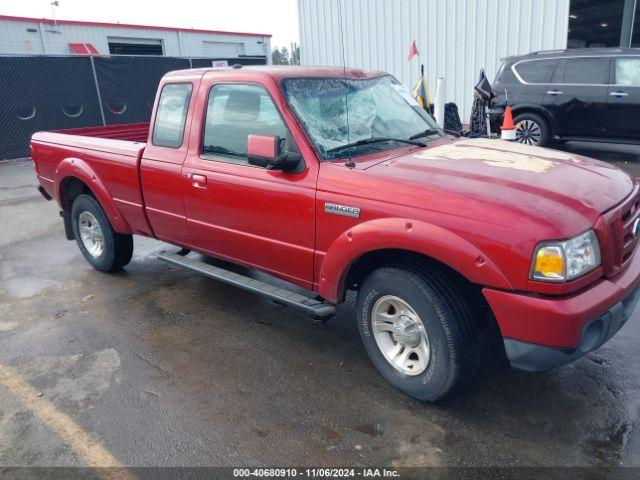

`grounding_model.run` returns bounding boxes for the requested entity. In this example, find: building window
[567,0,624,48]
[632,3,640,46]
[107,37,163,56]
